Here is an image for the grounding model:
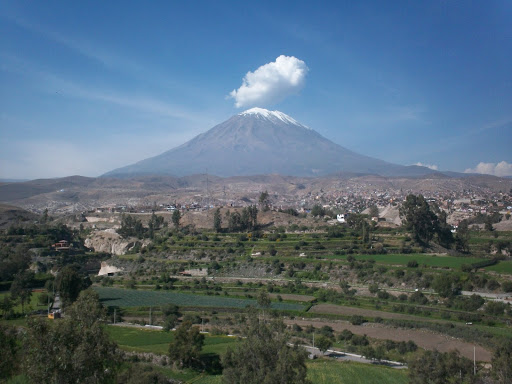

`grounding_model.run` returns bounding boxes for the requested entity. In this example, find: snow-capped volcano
[239,108,310,129]
[103,109,435,178]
